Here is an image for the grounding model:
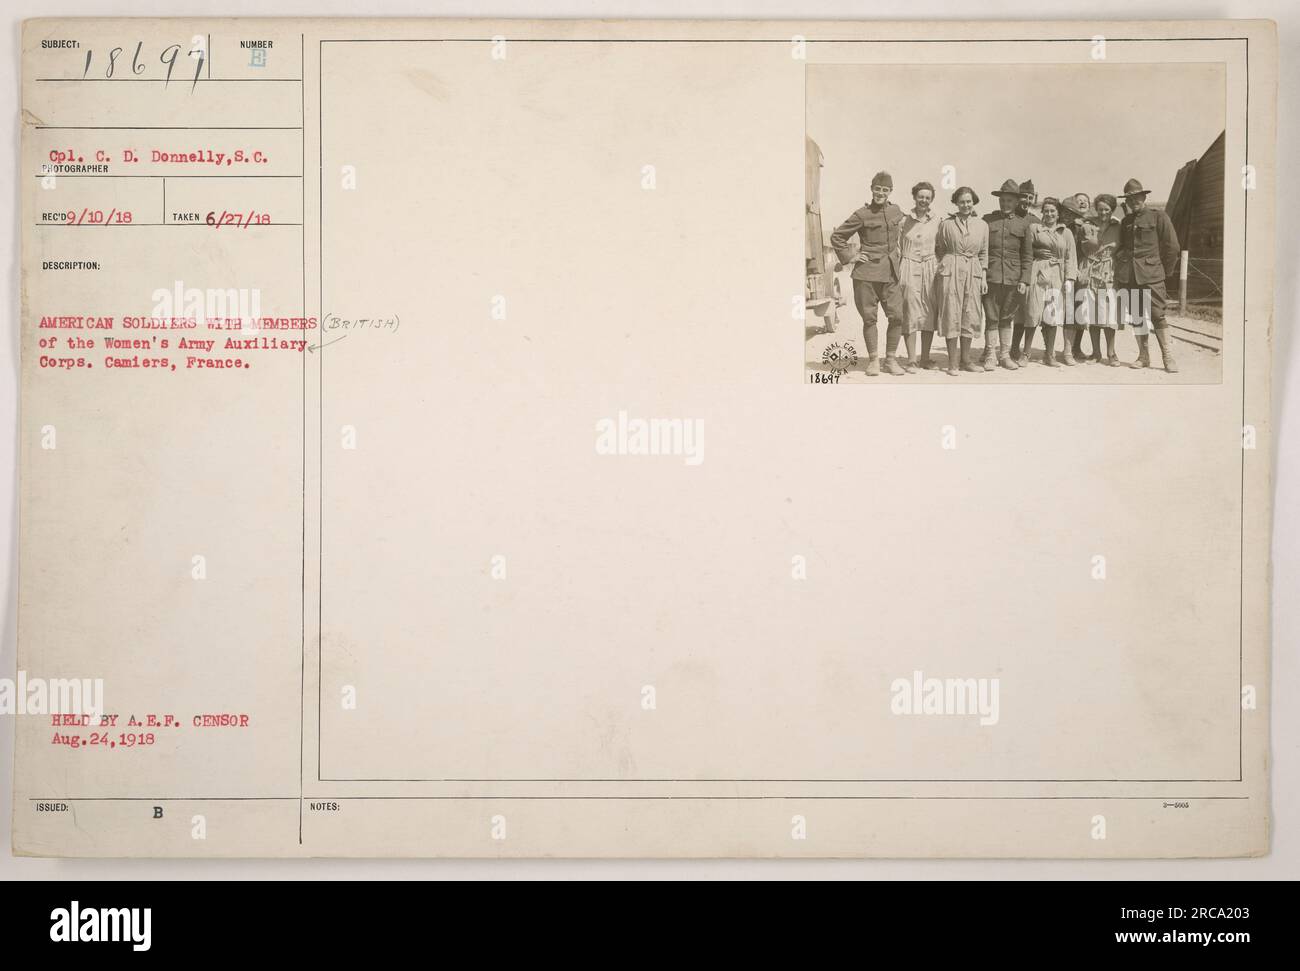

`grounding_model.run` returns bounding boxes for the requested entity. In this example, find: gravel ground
[806,309,1221,385]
